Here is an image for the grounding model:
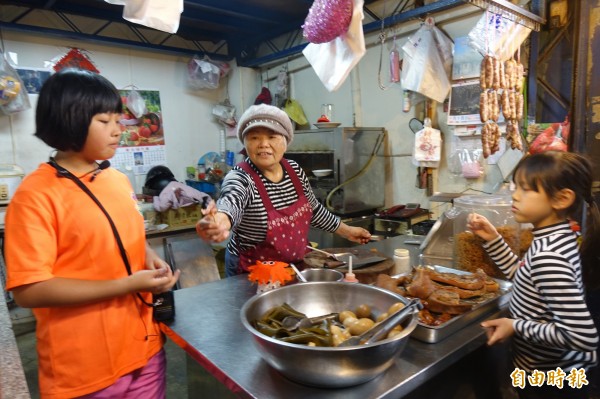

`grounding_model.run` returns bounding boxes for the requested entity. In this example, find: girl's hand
[481,318,515,346]
[145,244,170,271]
[196,209,231,243]
[129,268,180,294]
[467,213,500,242]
